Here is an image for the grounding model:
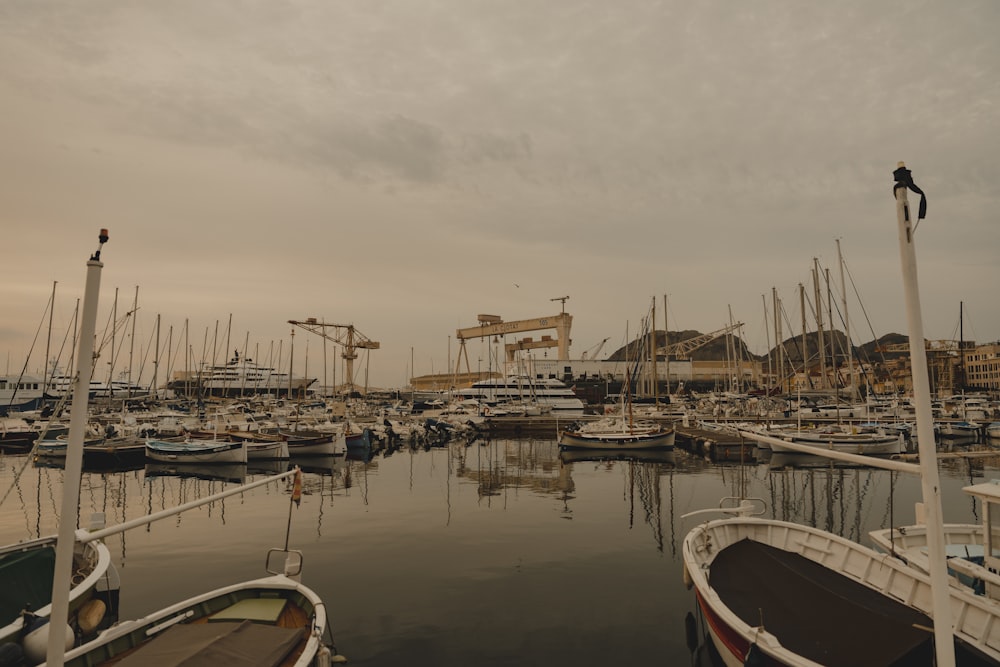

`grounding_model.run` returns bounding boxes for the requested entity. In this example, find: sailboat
[31,231,341,667]
[559,367,675,451]
[681,165,1000,666]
